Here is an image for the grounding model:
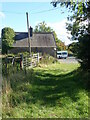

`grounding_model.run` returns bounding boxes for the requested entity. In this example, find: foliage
[1,27,15,54]
[2,63,89,118]
[68,42,78,56]
[17,52,30,57]
[53,31,66,51]
[51,1,90,70]
[34,21,53,32]
[34,21,66,51]
[39,54,58,65]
